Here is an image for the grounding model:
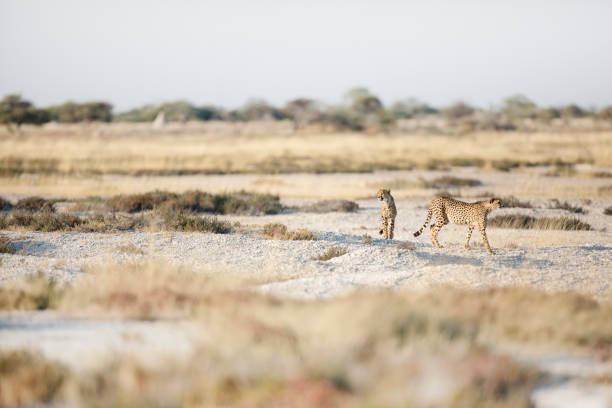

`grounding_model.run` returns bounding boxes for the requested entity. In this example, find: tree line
[2,89,612,132]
